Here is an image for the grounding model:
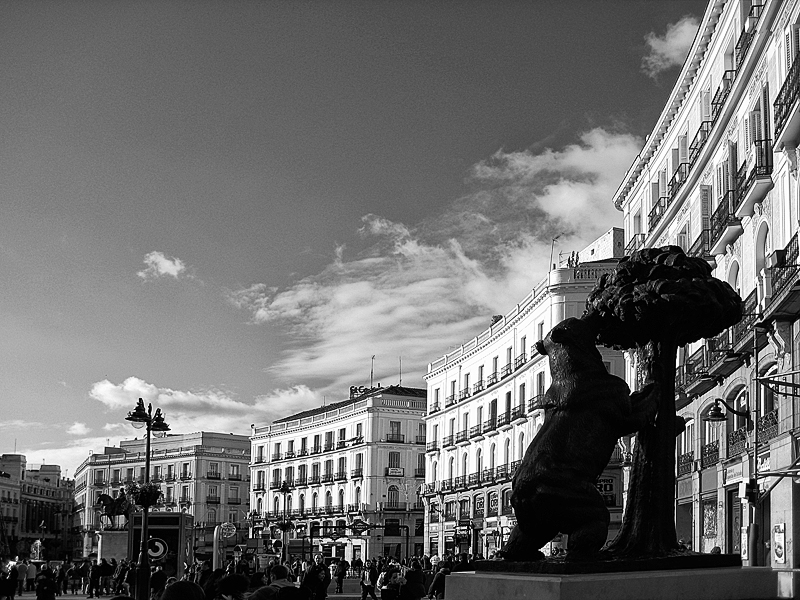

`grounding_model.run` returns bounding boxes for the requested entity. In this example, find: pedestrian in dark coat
[300,555,331,600]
